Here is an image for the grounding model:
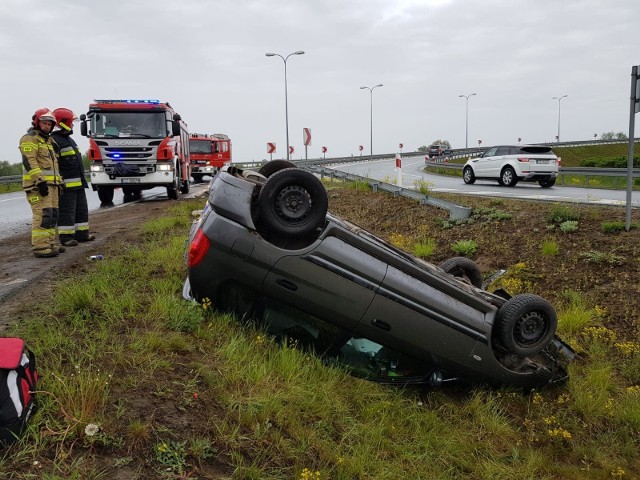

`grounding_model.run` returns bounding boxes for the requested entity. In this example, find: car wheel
[539,178,556,188]
[192,174,203,184]
[439,257,483,288]
[257,168,328,237]
[463,166,476,185]
[180,177,190,194]
[500,167,518,187]
[495,294,557,356]
[258,160,296,178]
